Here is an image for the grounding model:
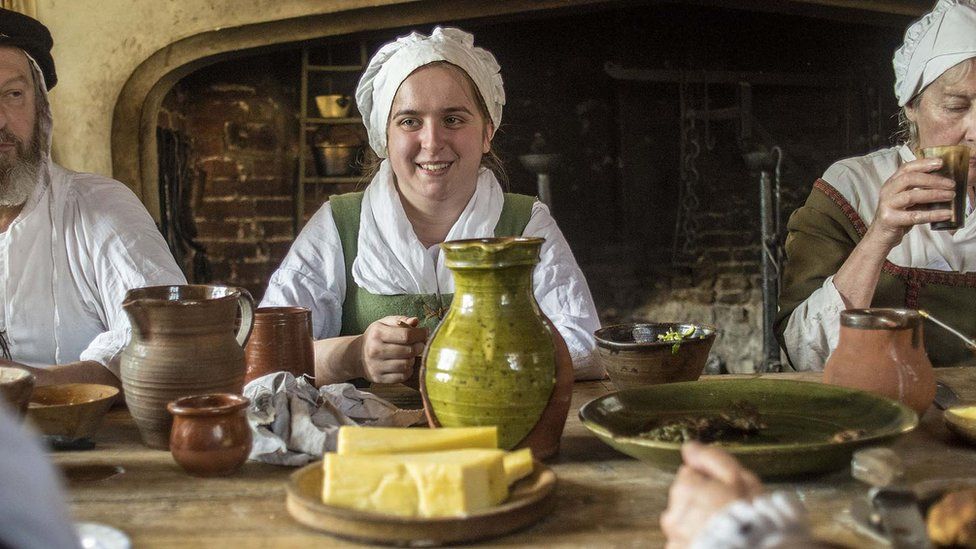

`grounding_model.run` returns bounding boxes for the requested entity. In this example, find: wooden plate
[285,459,556,546]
